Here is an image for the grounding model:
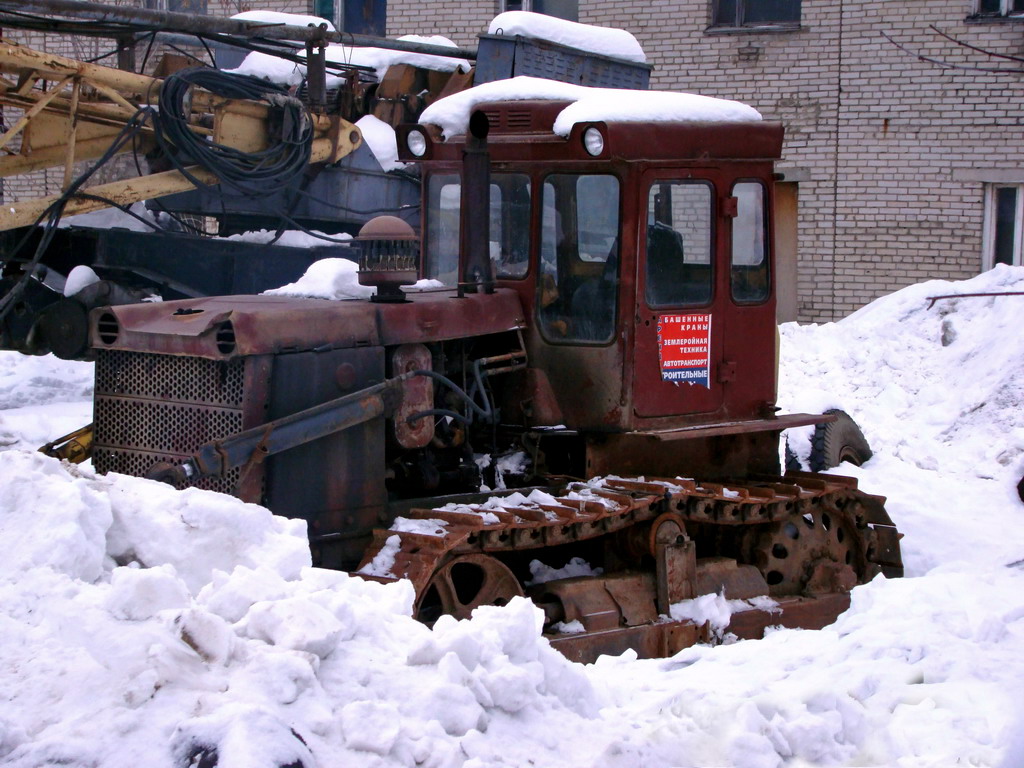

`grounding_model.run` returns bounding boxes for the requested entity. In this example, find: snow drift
[0,267,1023,766]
